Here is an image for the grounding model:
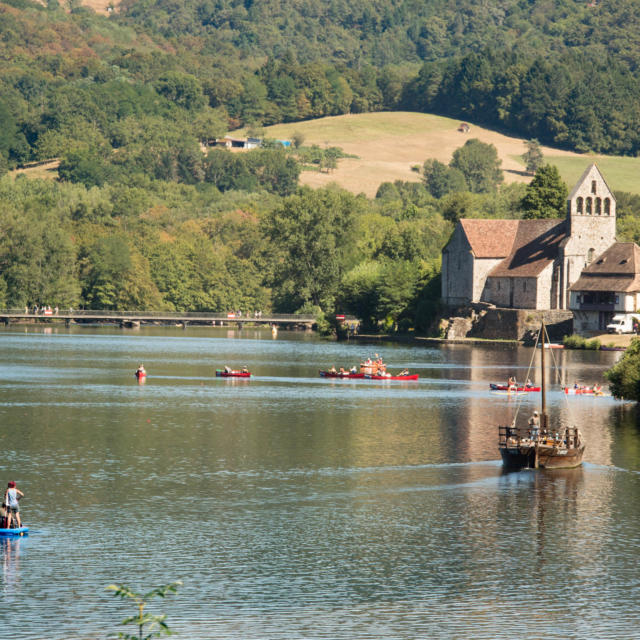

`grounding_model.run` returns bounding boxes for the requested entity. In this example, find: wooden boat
[319,370,364,379]
[499,322,585,470]
[365,373,419,381]
[0,526,28,536]
[490,383,540,392]
[216,369,251,378]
